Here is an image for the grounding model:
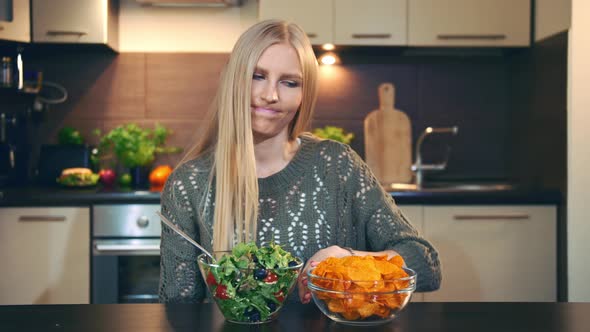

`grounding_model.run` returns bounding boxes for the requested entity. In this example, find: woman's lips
[253,107,280,115]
